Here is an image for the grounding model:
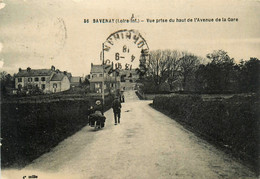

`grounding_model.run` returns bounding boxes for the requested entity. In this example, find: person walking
[112,96,122,125]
